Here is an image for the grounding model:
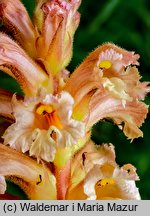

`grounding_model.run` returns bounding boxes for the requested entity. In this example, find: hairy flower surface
[3,91,85,162]
[0,0,149,200]
[34,0,81,75]
[65,43,149,139]
[67,142,140,200]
